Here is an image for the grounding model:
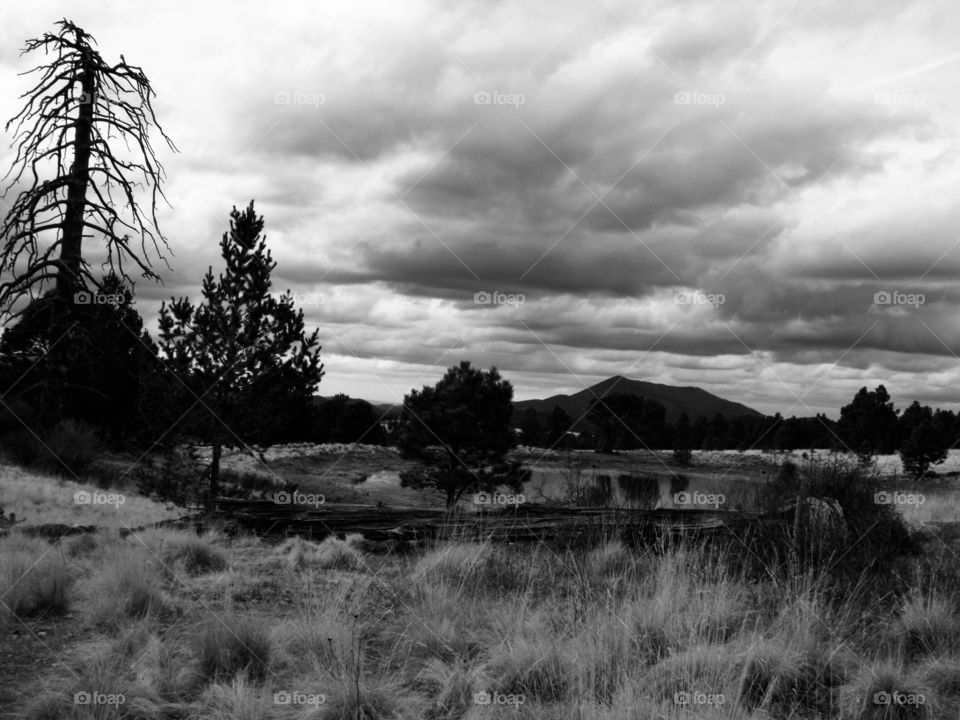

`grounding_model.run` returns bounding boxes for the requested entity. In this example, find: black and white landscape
[1,2,960,719]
